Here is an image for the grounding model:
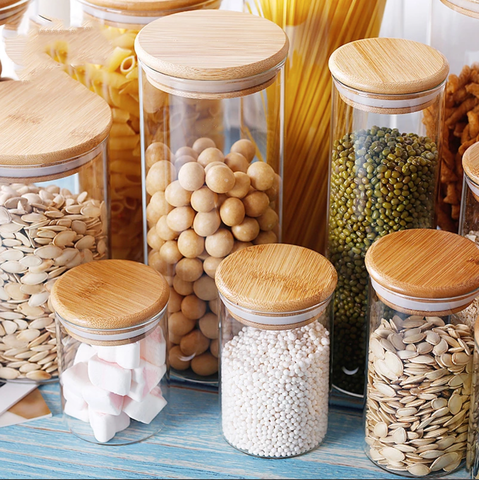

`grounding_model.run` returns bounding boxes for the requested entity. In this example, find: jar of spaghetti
[327,38,449,401]
[364,229,479,477]
[216,244,337,458]
[136,10,287,385]
[52,259,169,445]
[0,70,111,384]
